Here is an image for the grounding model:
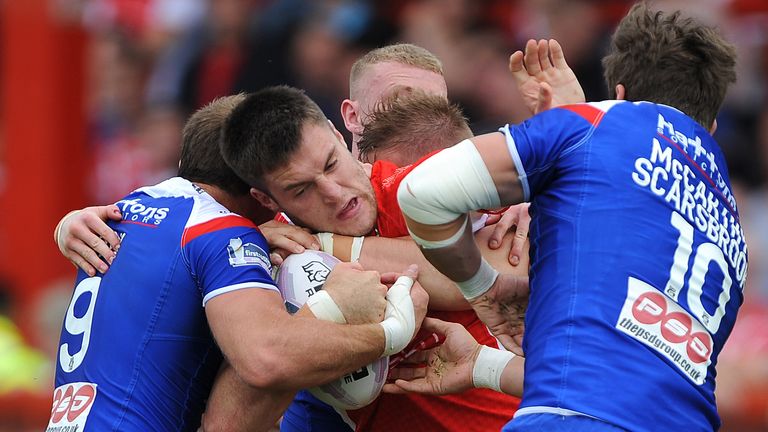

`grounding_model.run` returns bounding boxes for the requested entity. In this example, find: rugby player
[398,4,746,431]
[47,95,428,432]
